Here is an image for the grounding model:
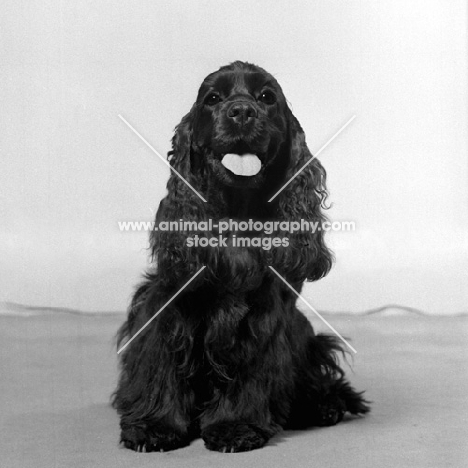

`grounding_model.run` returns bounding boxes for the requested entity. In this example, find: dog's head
[169,61,296,191]
[191,61,290,189]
